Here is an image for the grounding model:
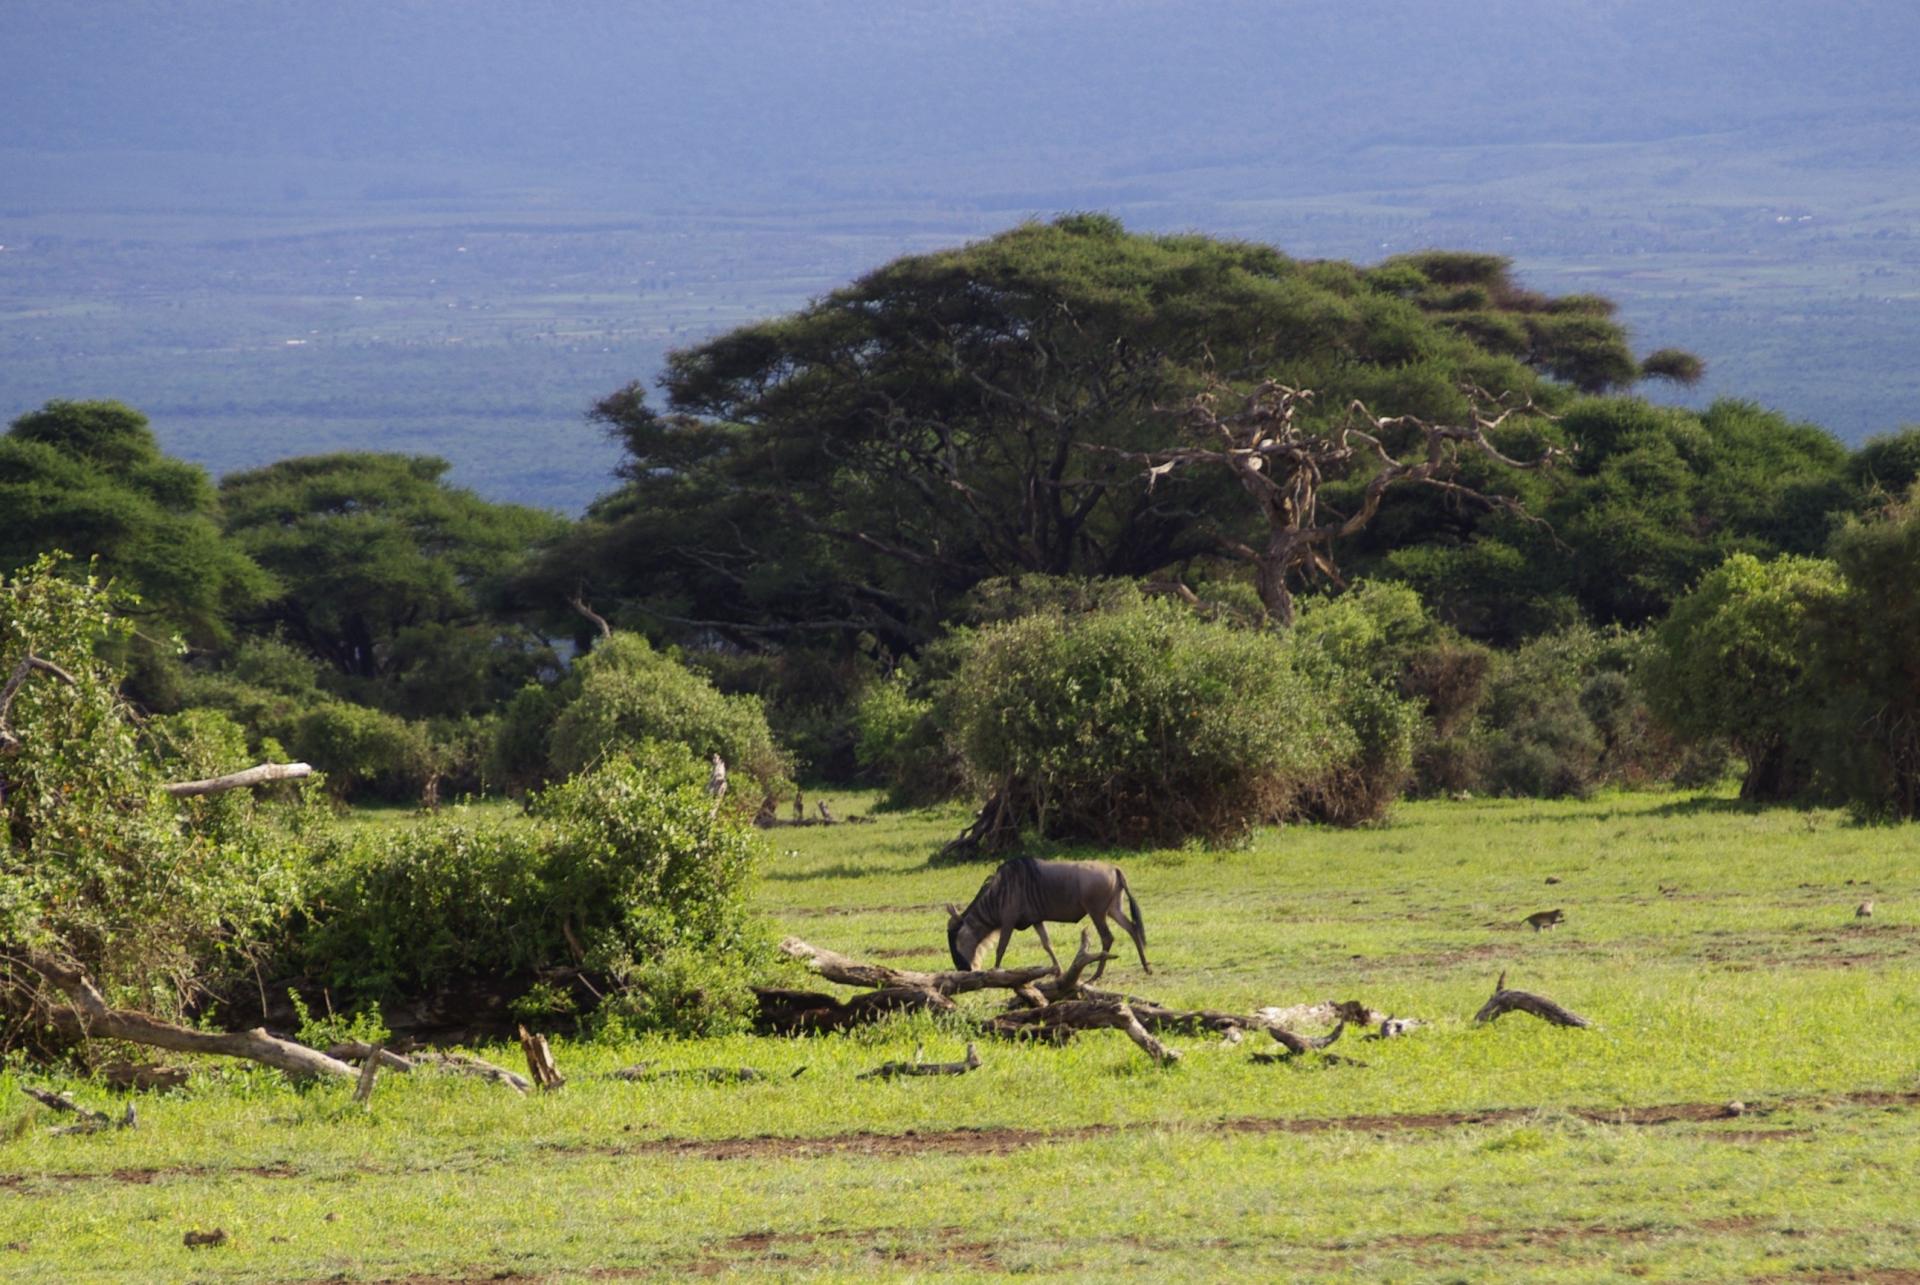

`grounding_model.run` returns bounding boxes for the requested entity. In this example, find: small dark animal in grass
[946,857,1149,980]
[1524,908,1565,933]
[183,1228,228,1249]
[1857,900,1874,919]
